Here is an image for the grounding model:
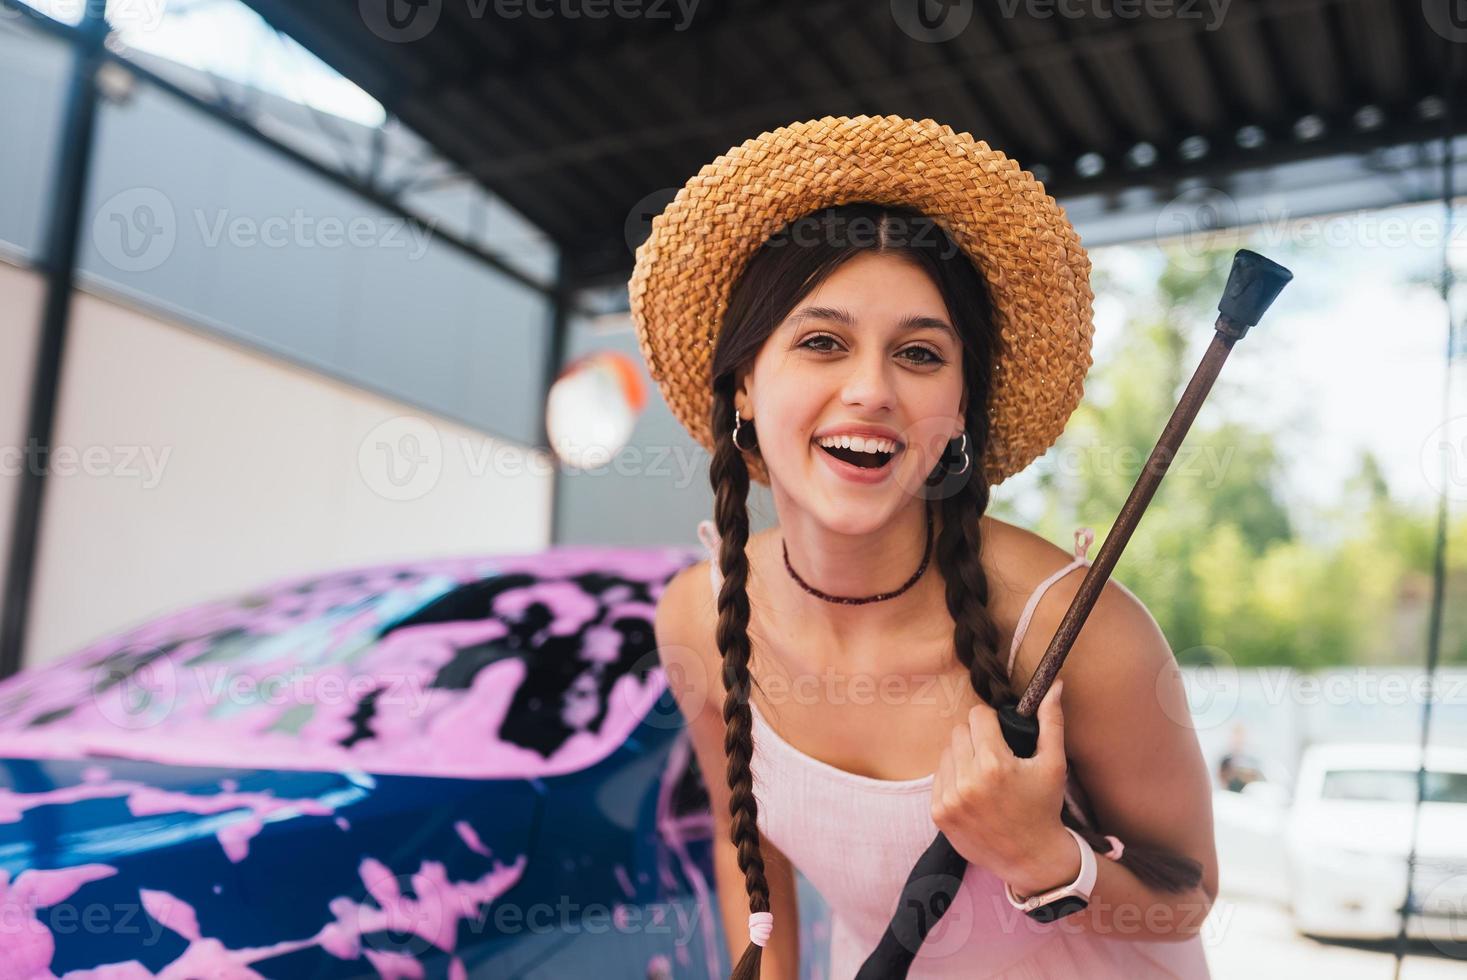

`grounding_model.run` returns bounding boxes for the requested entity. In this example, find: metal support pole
[541,258,572,546]
[0,1,109,680]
